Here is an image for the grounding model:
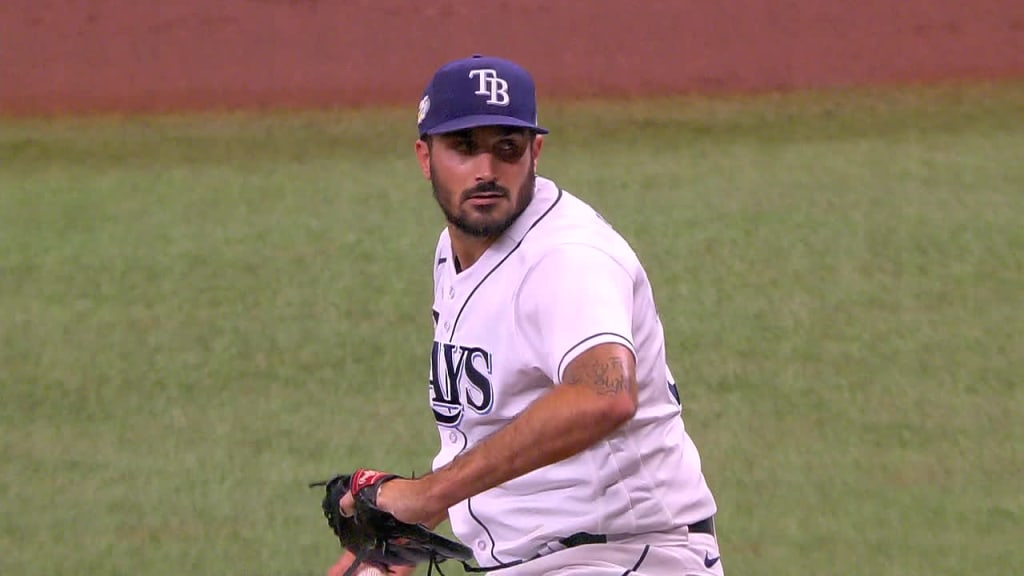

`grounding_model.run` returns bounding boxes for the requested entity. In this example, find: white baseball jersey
[429,176,717,568]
